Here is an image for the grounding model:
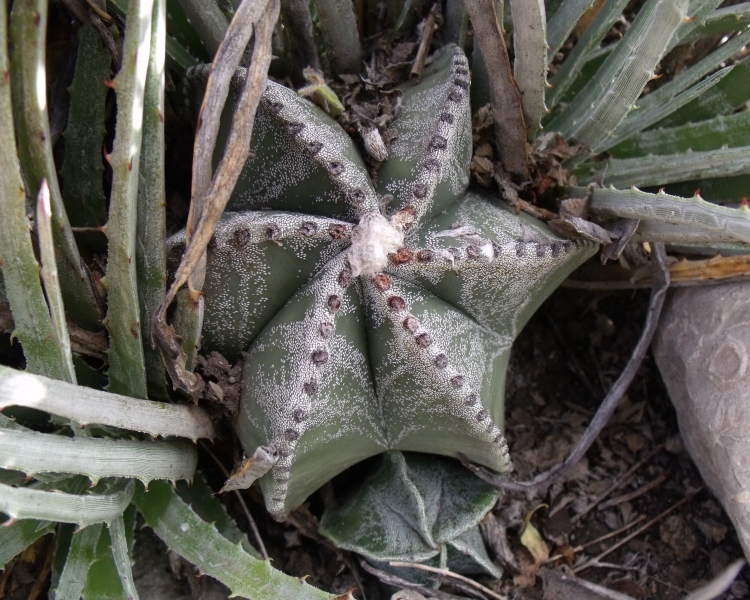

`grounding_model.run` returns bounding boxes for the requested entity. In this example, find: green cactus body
[173,45,596,519]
